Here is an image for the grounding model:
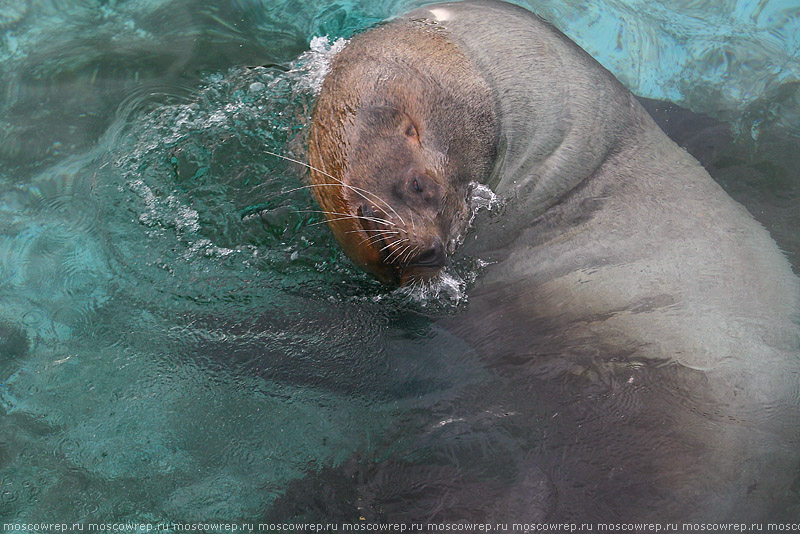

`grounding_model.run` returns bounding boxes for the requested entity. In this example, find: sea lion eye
[412,178,422,193]
[405,122,417,138]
